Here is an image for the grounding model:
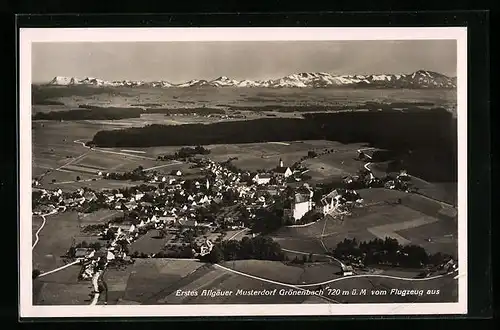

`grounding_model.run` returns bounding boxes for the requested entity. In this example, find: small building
[74,248,94,258]
[357,150,374,161]
[342,264,354,276]
[171,170,182,176]
[292,193,313,221]
[317,190,340,215]
[159,216,176,225]
[182,220,198,228]
[253,173,272,185]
